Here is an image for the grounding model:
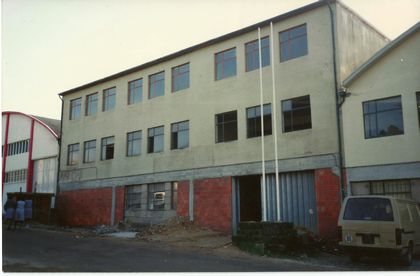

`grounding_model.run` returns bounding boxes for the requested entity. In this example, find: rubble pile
[136,217,202,238]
